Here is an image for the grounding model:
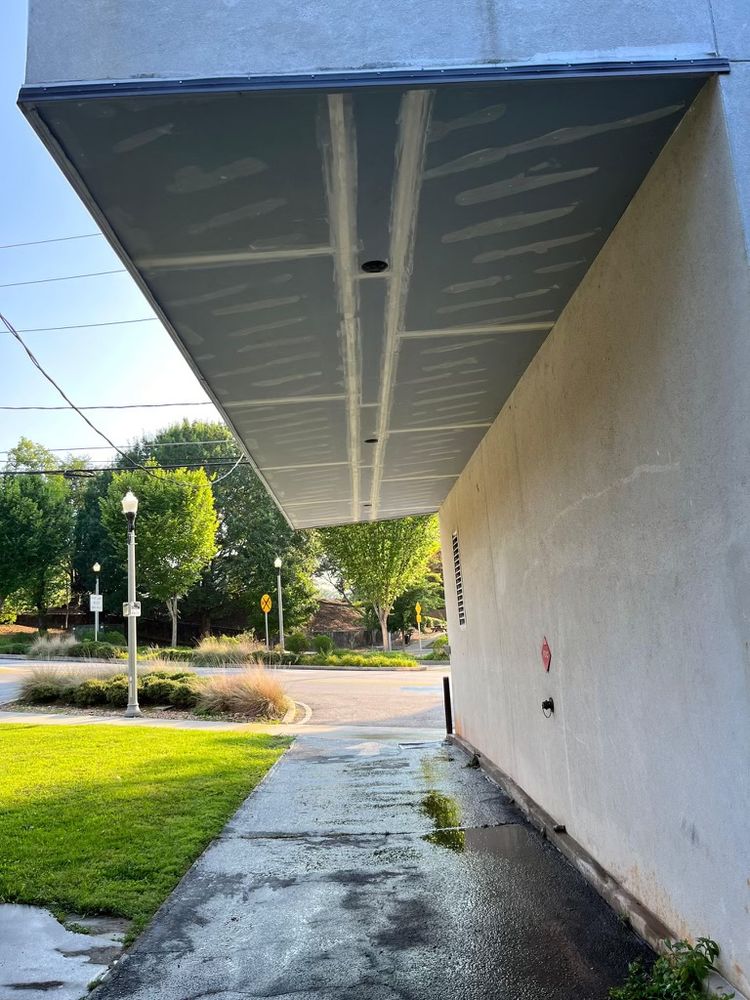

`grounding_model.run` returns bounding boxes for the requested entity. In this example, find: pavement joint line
[232,821,520,840]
